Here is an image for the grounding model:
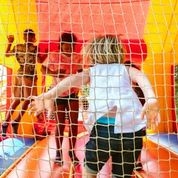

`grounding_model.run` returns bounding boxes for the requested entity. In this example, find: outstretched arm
[5,35,15,57]
[29,69,90,116]
[41,69,89,99]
